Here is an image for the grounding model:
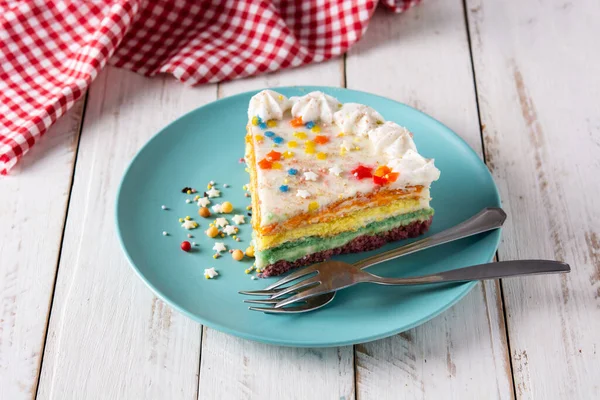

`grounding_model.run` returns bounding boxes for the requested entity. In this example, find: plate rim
[115,85,501,347]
